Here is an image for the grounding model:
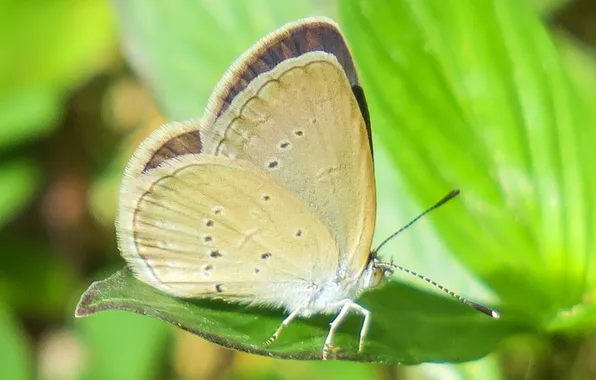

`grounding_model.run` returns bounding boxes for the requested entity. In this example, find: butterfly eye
[372,267,384,287]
